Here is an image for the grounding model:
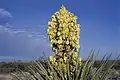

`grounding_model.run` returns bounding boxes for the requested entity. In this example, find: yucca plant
[11,50,120,80]
[11,6,120,80]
